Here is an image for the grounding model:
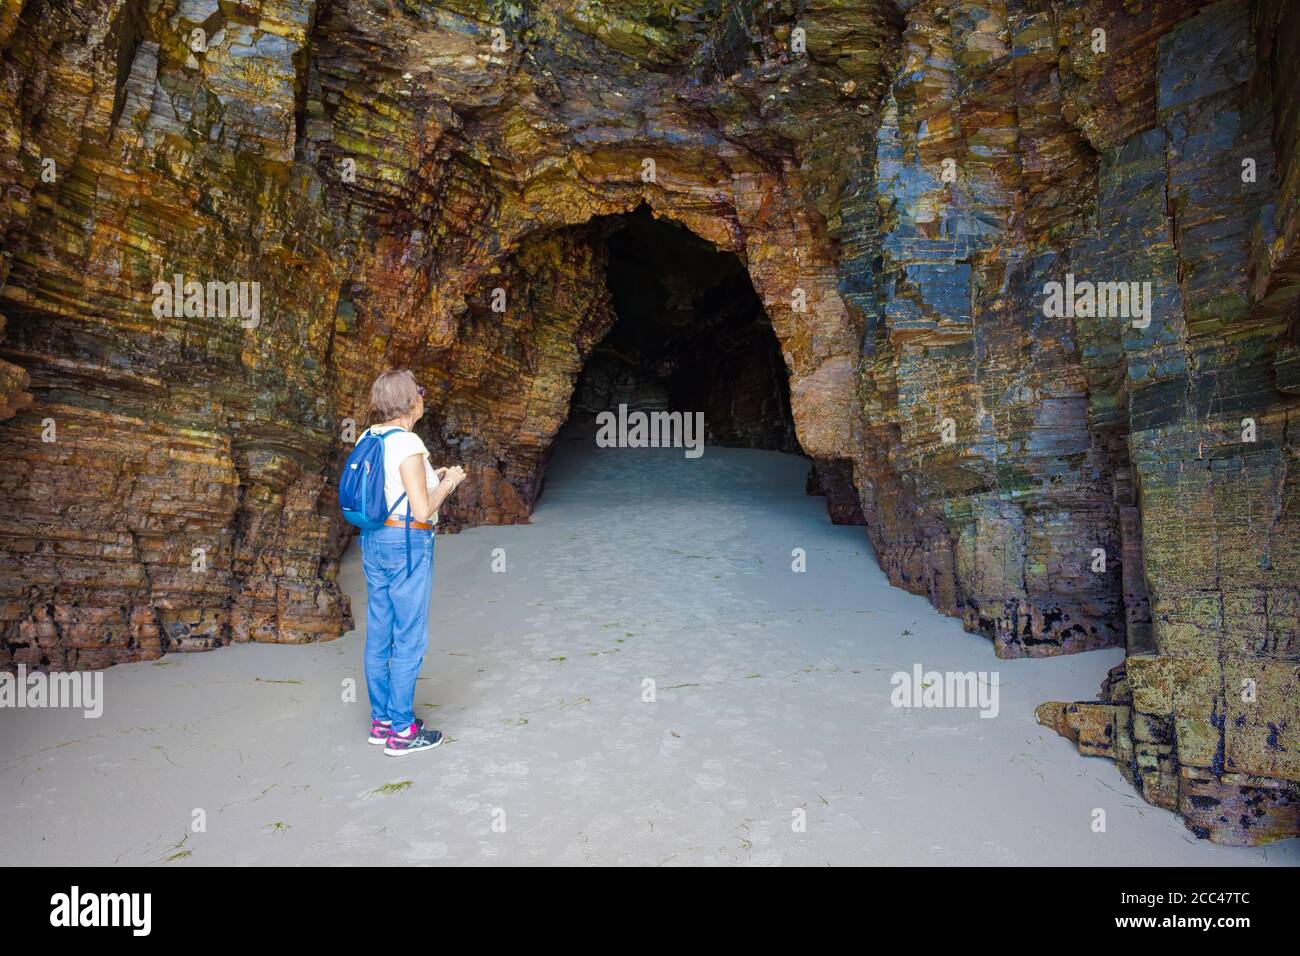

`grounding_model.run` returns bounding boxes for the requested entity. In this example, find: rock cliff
[1,0,1296,843]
